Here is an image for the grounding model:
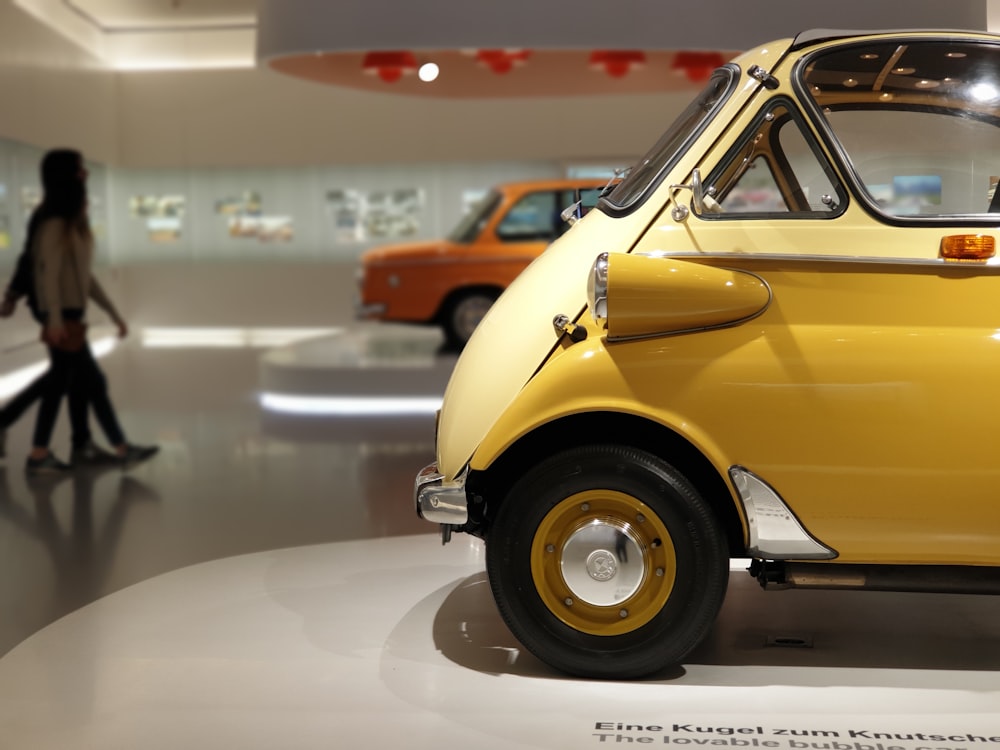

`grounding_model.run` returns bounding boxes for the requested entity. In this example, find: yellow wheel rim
[530,489,677,636]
